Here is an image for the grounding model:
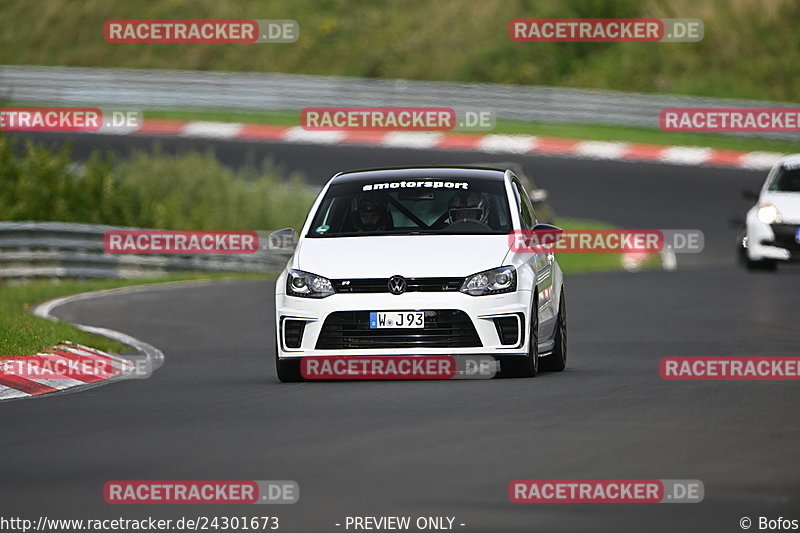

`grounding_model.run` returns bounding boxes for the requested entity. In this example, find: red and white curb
[621,249,677,273]
[0,342,134,400]
[0,283,176,401]
[109,119,788,170]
